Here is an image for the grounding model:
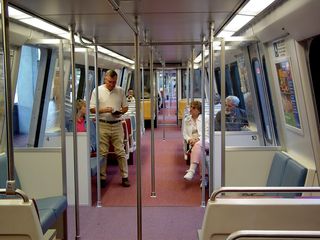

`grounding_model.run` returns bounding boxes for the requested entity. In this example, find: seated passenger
[183,100,209,181]
[127,89,135,102]
[76,99,96,152]
[76,99,87,132]
[215,95,248,131]
[143,86,151,99]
